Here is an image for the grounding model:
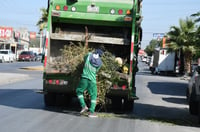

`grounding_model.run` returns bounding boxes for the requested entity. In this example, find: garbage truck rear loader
[43,0,143,111]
